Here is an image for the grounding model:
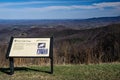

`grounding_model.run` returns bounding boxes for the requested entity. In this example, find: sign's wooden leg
[9,58,14,75]
[50,57,53,74]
